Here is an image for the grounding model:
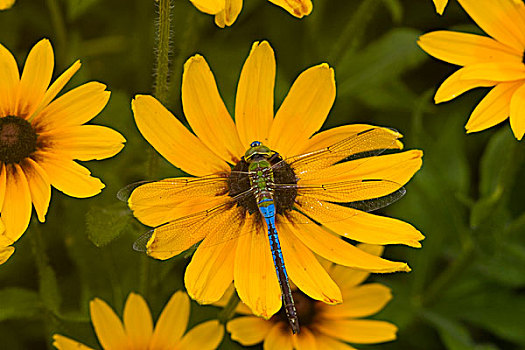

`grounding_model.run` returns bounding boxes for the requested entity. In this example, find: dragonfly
[118,127,406,334]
